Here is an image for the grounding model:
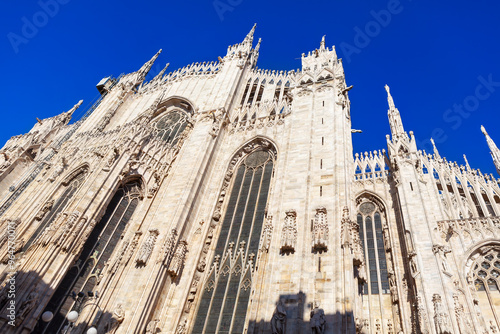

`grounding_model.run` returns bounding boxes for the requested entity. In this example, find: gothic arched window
[24,168,87,252]
[153,110,189,145]
[36,180,143,334]
[192,148,275,334]
[357,201,389,295]
[470,247,500,326]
